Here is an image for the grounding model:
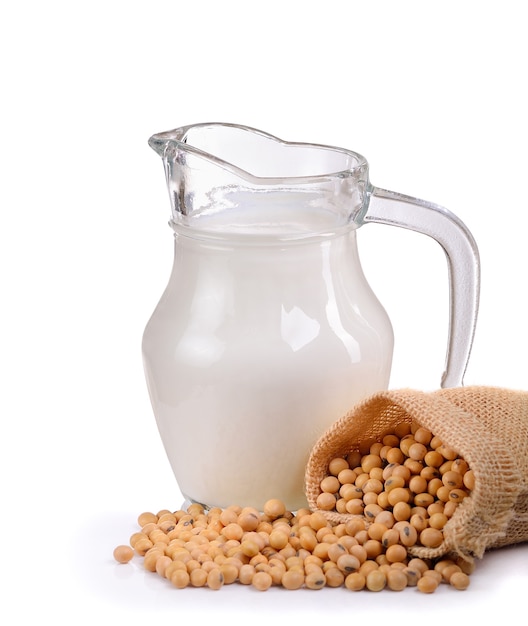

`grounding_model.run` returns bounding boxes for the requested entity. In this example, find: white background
[1,1,527,623]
